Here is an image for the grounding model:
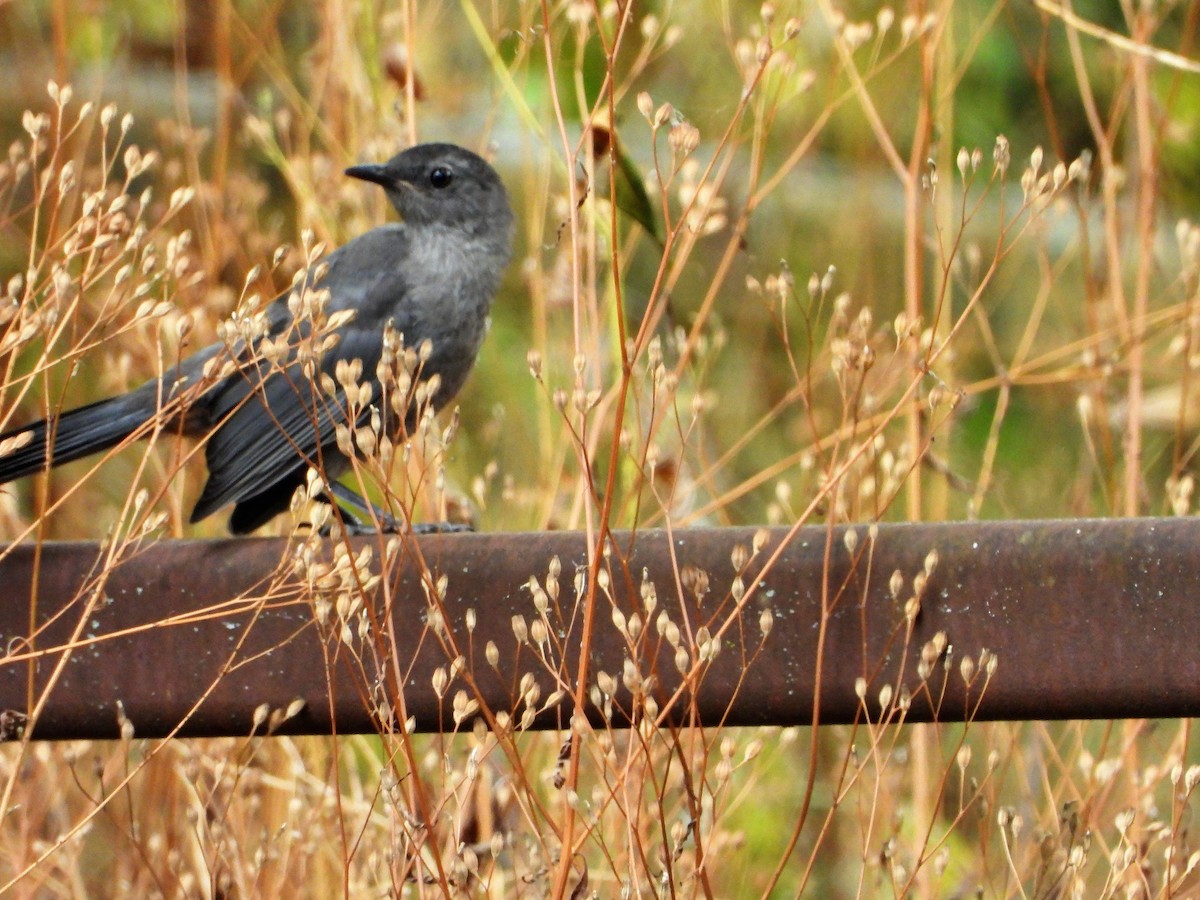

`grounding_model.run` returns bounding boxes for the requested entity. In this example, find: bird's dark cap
[345,163,393,187]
